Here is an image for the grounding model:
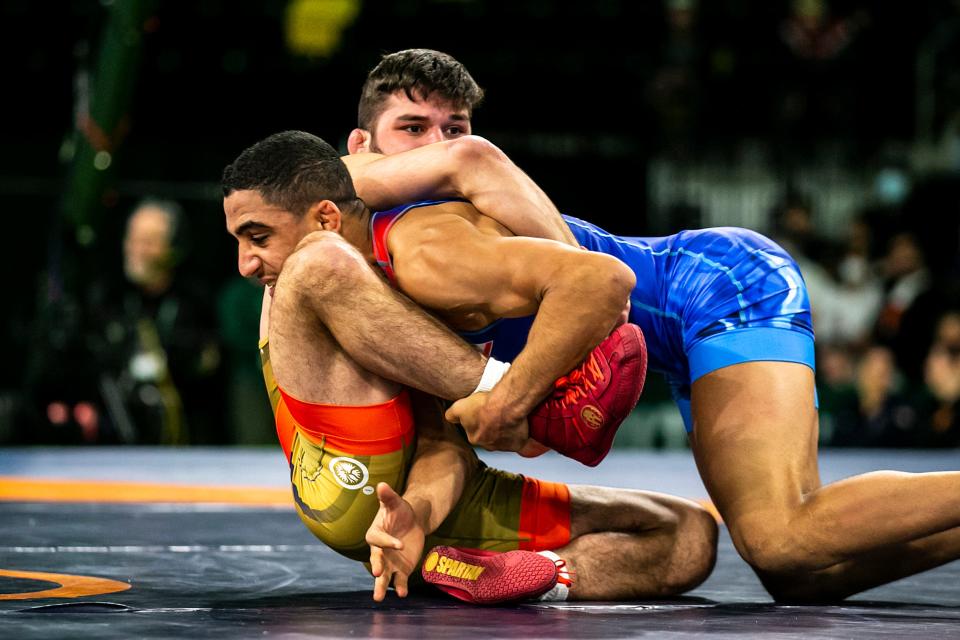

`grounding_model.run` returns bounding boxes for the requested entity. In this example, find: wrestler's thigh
[292,431,412,562]
[568,485,705,538]
[689,361,820,527]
